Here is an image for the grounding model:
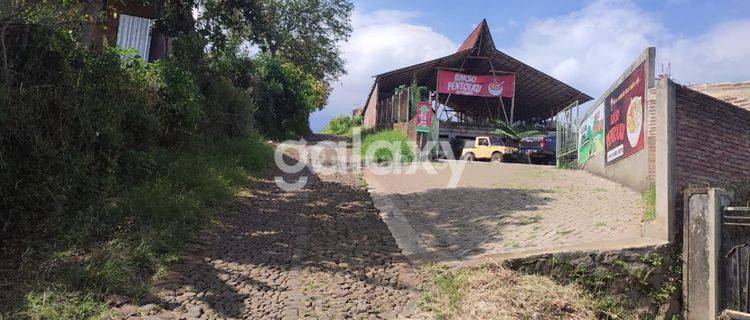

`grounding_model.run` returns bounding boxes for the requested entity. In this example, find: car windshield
[489,137,504,146]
